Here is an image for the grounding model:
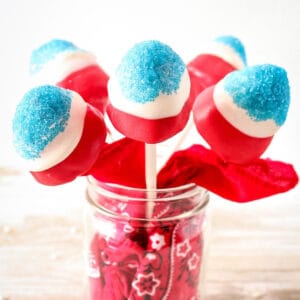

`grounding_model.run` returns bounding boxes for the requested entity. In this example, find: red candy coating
[193,85,273,164]
[107,101,191,144]
[89,137,146,188]
[31,106,107,185]
[158,144,299,202]
[187,54,236,109]
[86,137,298,202]
[57,65,109,113]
